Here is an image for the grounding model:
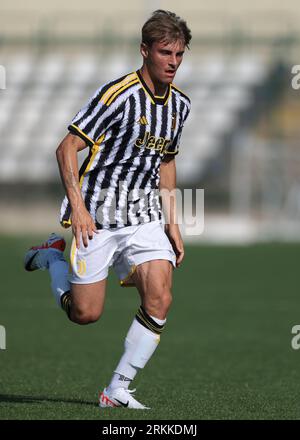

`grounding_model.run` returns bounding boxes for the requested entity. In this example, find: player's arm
[56,133,98,249]
[160,156,184,267]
